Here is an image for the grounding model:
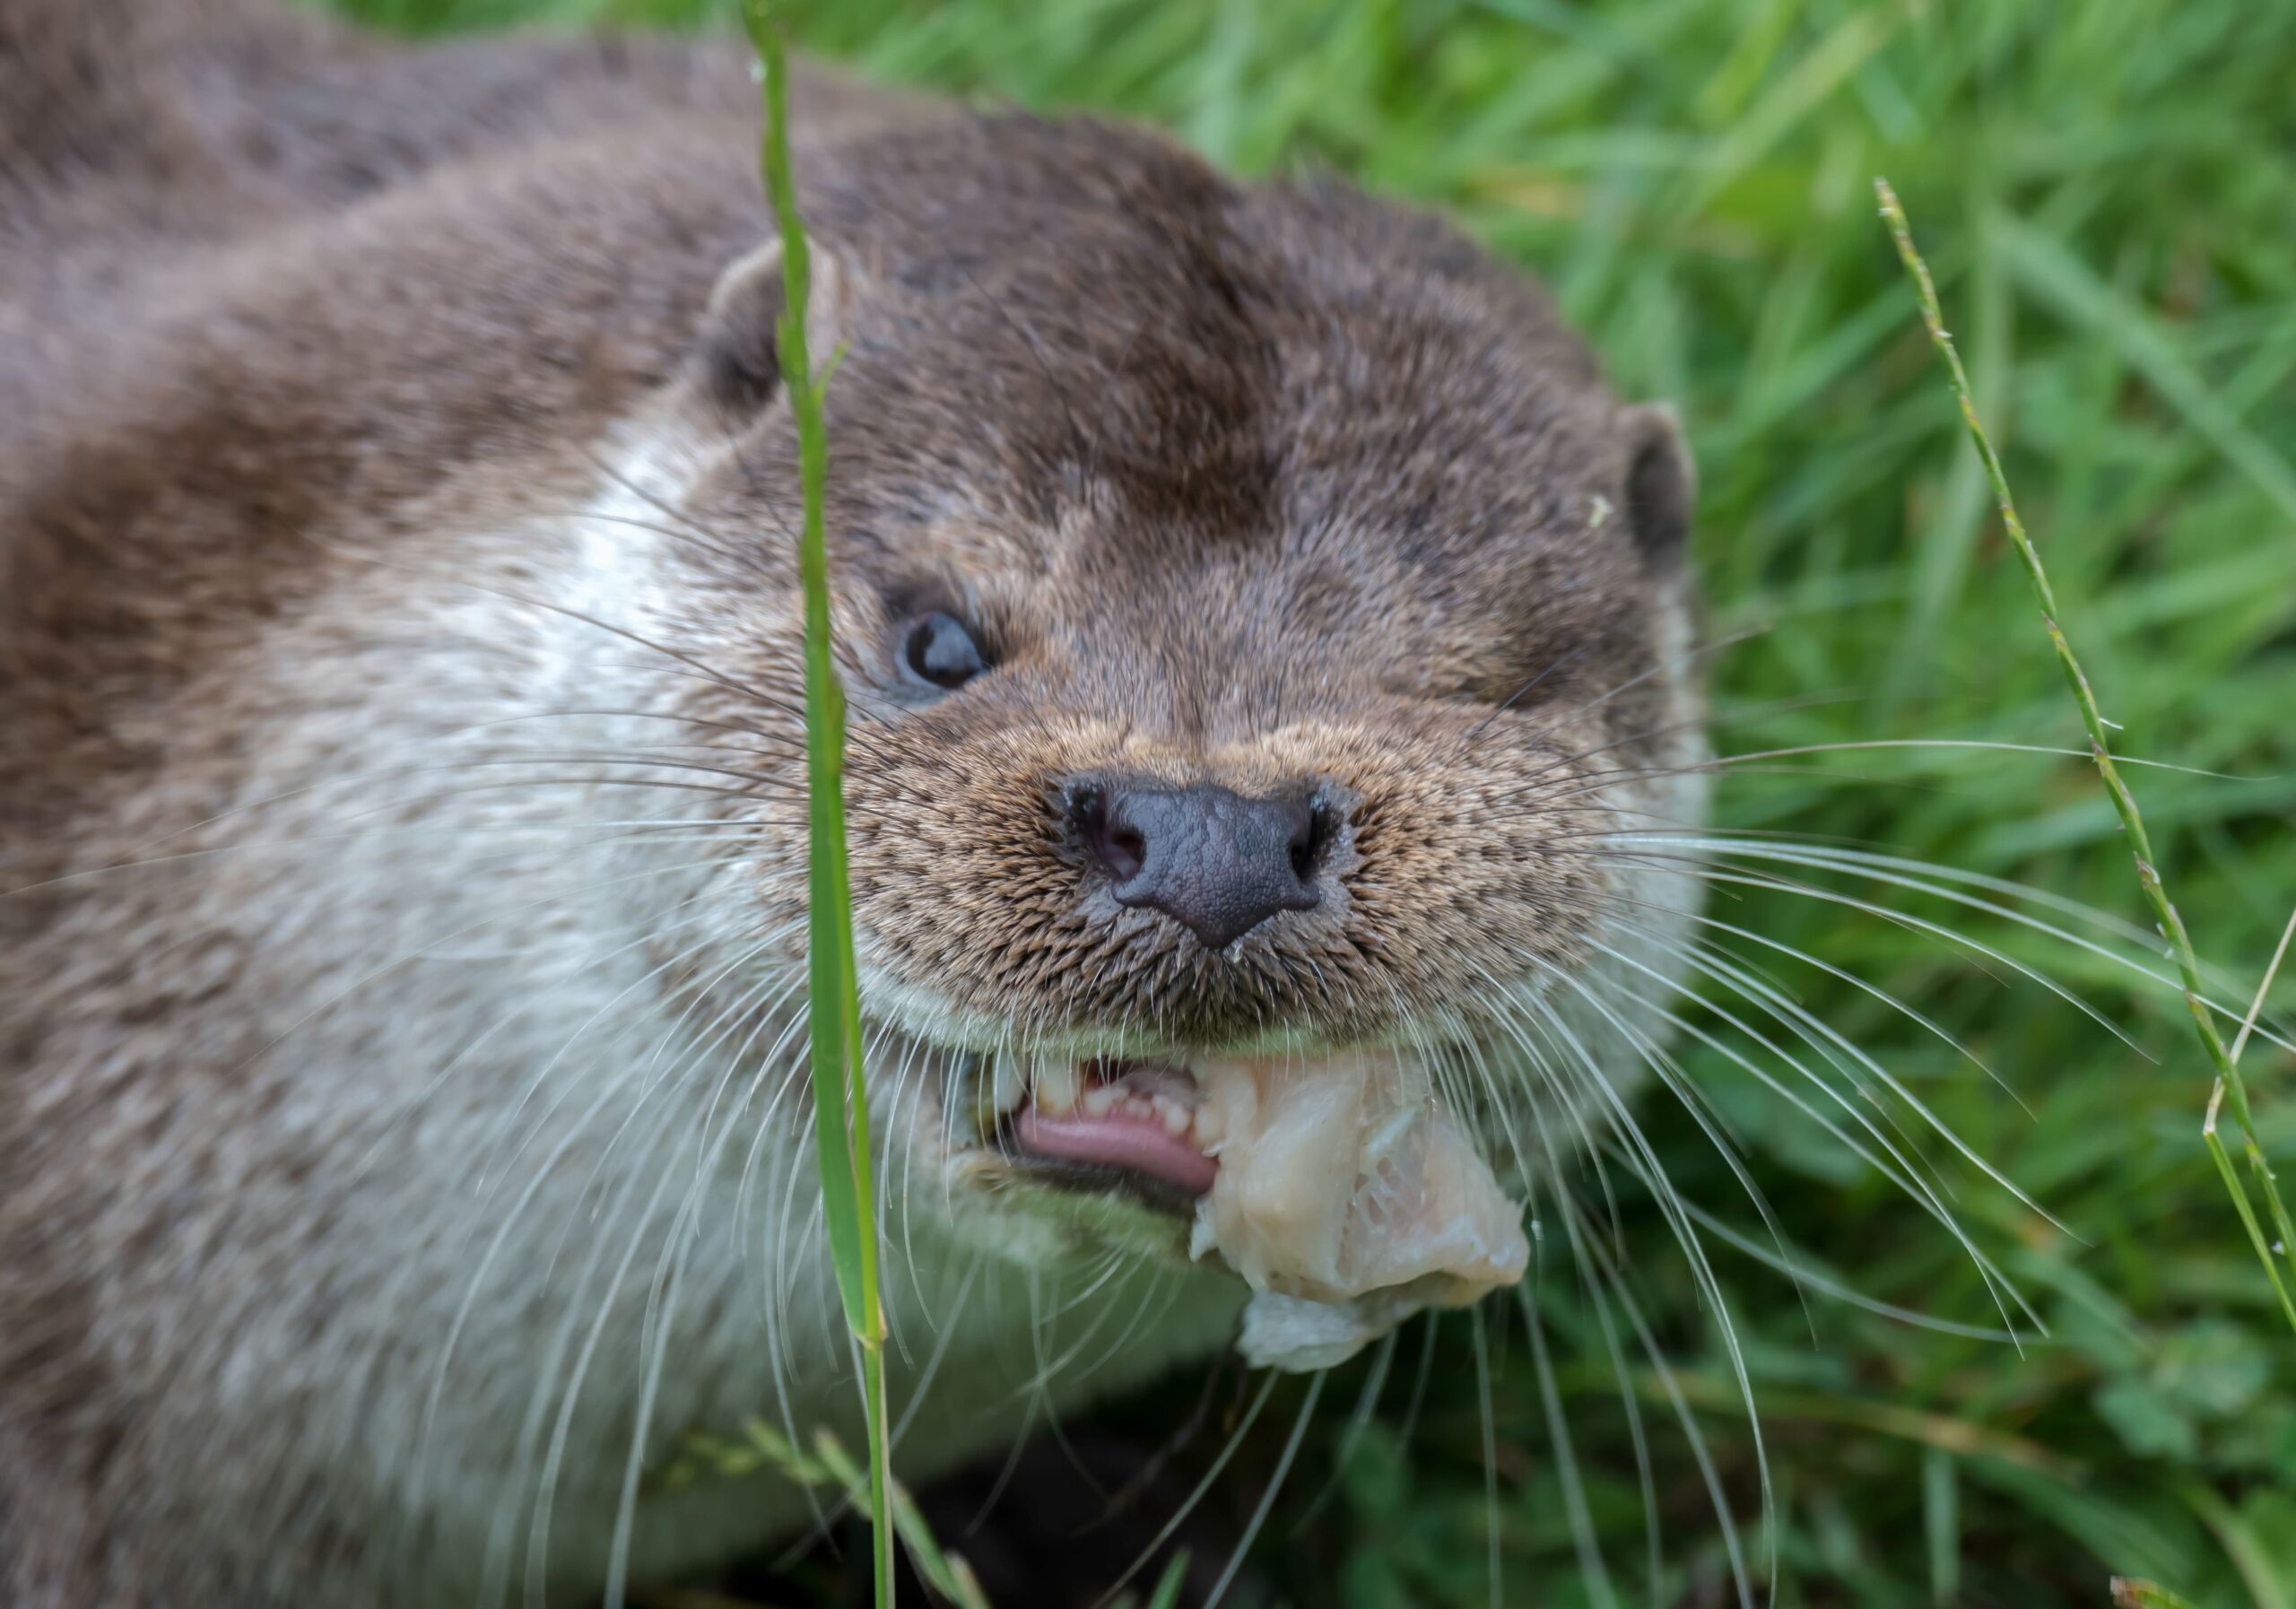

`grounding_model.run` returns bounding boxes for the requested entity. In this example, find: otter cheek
[1187,1051,1531,1317]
